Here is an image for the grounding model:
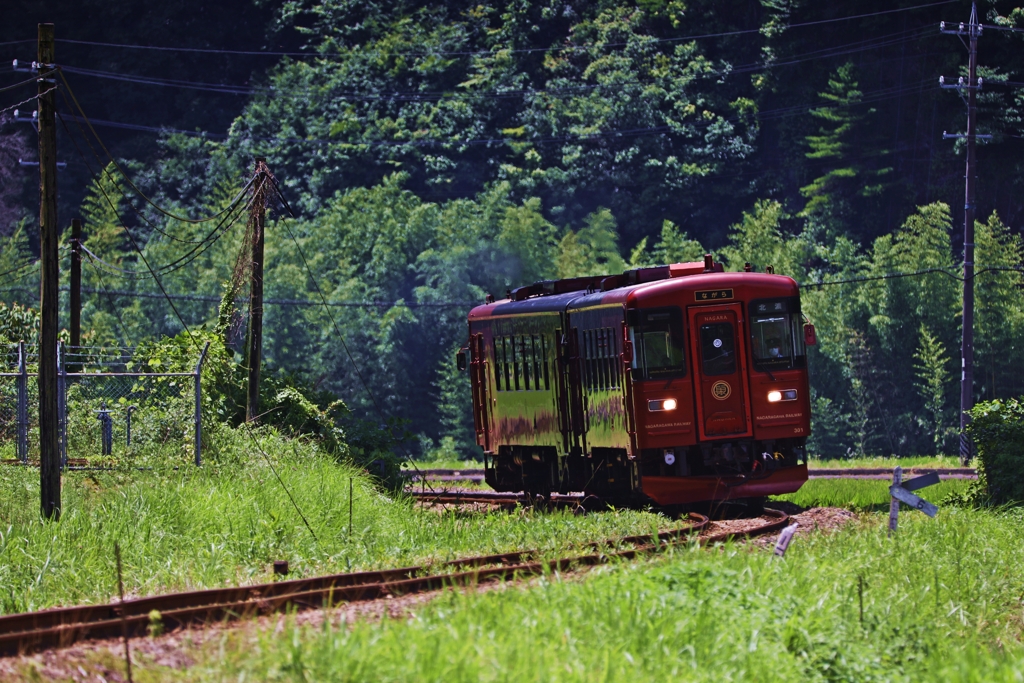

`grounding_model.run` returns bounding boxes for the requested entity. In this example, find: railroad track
[0,509,790,656]
[410,467,978,483]
[409,489,586,508]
